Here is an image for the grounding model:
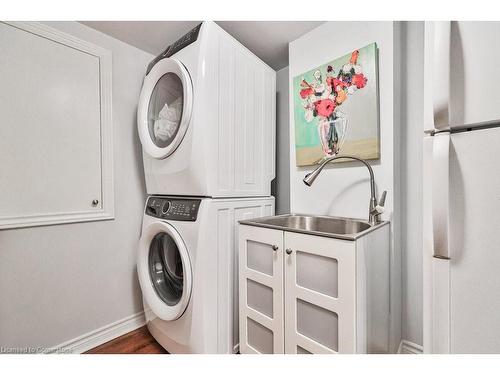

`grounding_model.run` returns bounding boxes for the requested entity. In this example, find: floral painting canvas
[293,42,379,166]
